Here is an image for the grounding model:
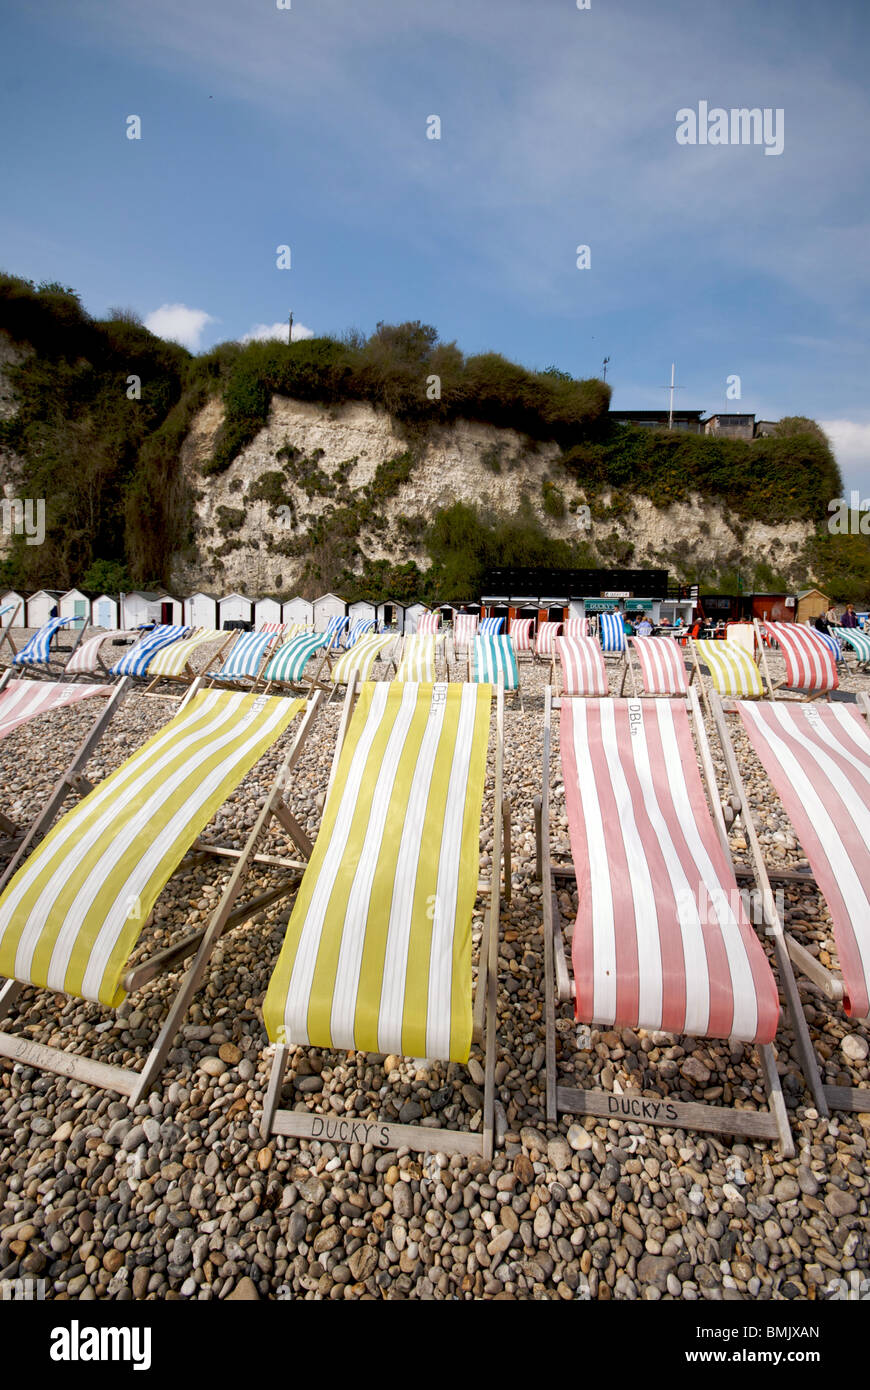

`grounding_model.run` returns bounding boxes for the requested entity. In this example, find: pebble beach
[0,632,868,1302]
